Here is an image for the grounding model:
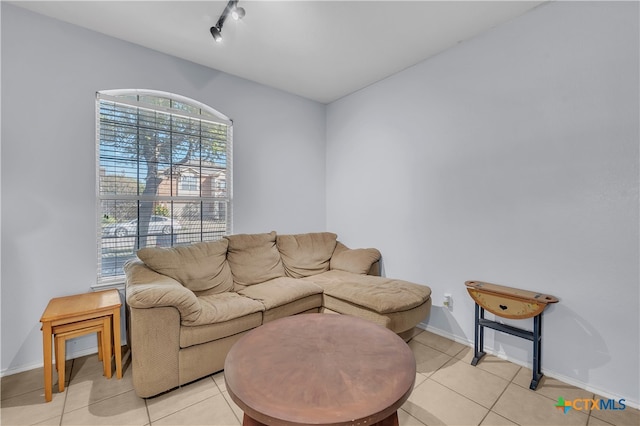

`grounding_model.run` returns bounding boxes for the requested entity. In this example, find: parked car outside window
[103,215,181,237]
